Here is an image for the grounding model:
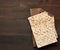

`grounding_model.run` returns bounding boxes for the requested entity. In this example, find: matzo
[28,11,58,48]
